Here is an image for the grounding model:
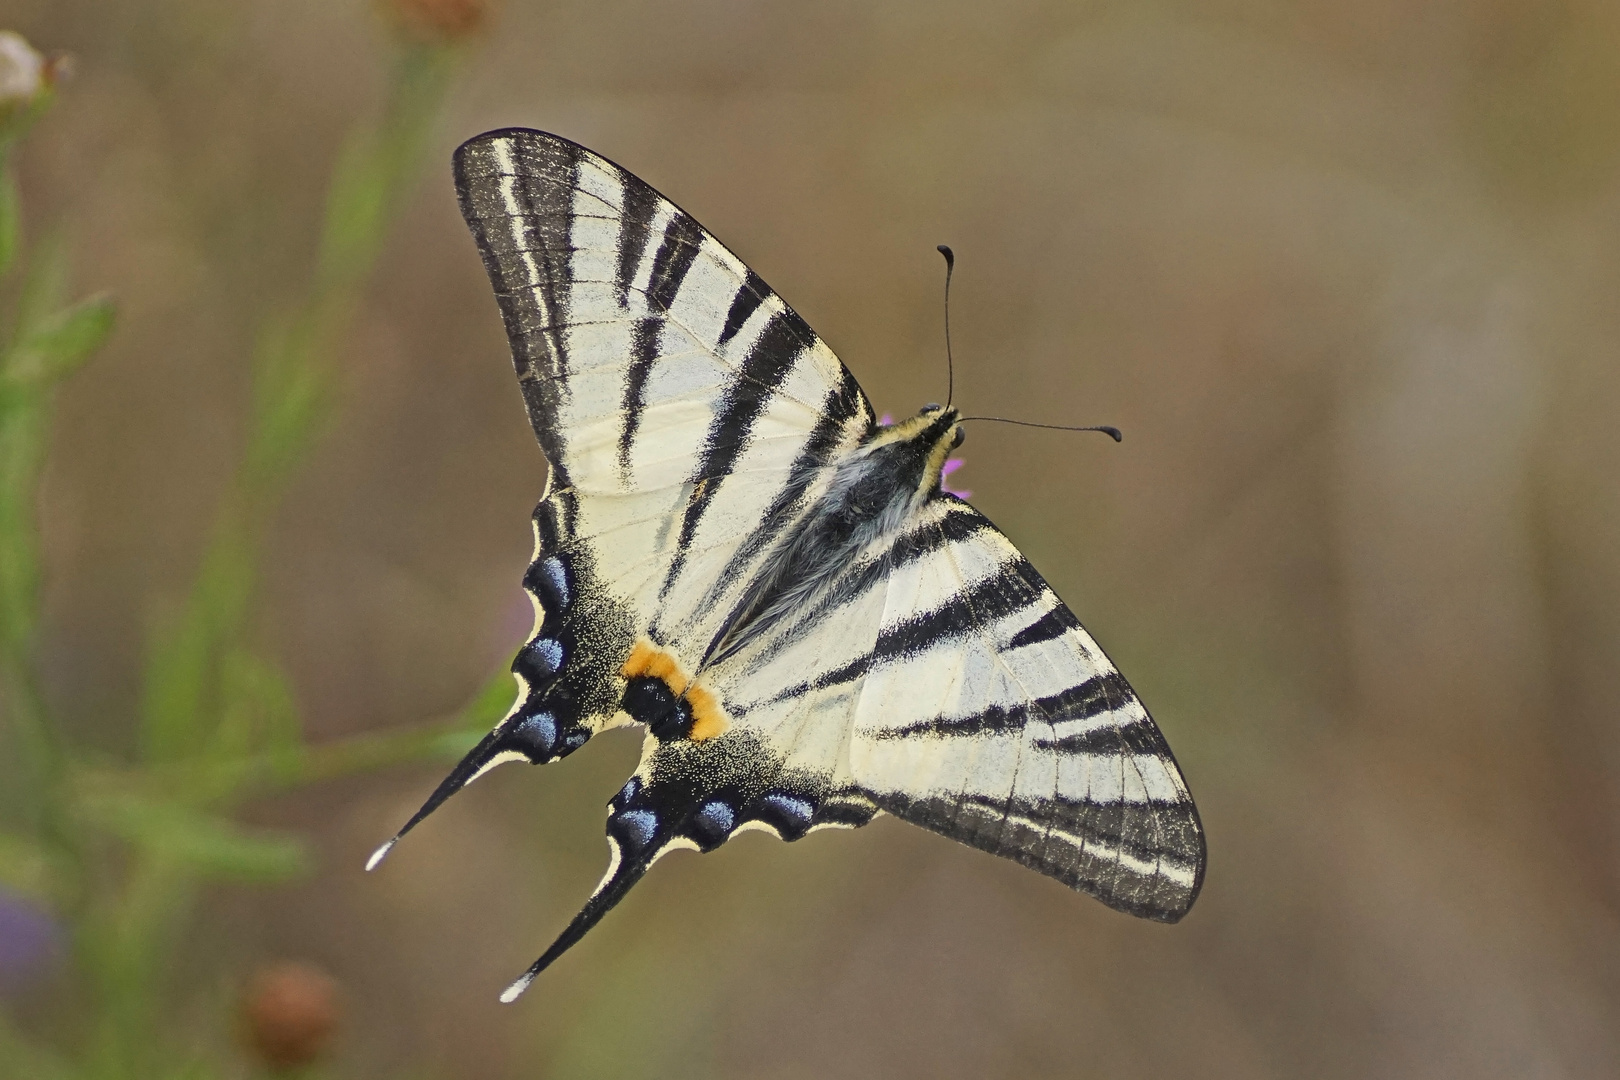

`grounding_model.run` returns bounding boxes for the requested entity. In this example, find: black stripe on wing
[657,309,816,602]
[614,179,661,309]
[618,209,704,477]
[875,787,1204,922]
[645,208,705,310]
[454,130,583,488]
[873,672,1135,741]
[719,269,769,347]
[726,503,999,711]
[618,318,661,481]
